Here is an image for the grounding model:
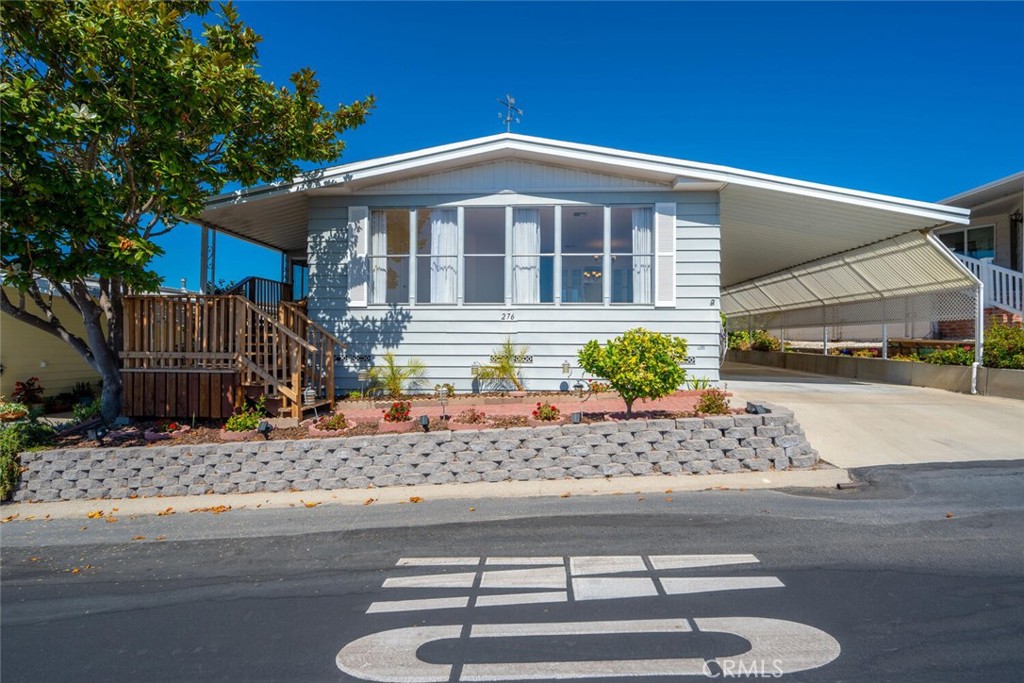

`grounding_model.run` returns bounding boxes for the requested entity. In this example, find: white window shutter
[347,206,369,308]
[654,202,676,307]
